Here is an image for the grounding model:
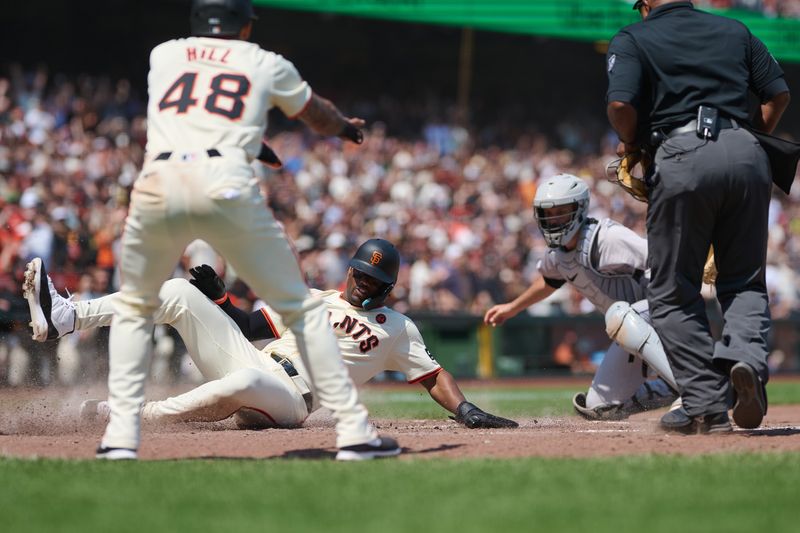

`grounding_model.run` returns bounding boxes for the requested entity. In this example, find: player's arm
[483,275,557,327]
[296,93,364,143]
[270,55,364,143]
[419,371,518,429]
[188,265,277,342]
